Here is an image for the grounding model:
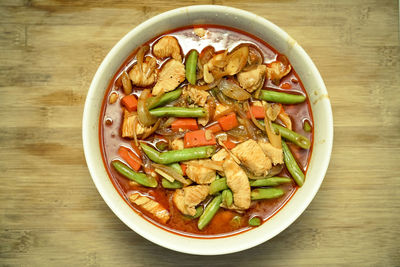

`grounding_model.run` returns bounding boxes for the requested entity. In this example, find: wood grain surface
[0,0,399,266]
